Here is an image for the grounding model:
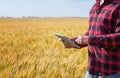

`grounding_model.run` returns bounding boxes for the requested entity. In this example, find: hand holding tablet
[54,32,80,49]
